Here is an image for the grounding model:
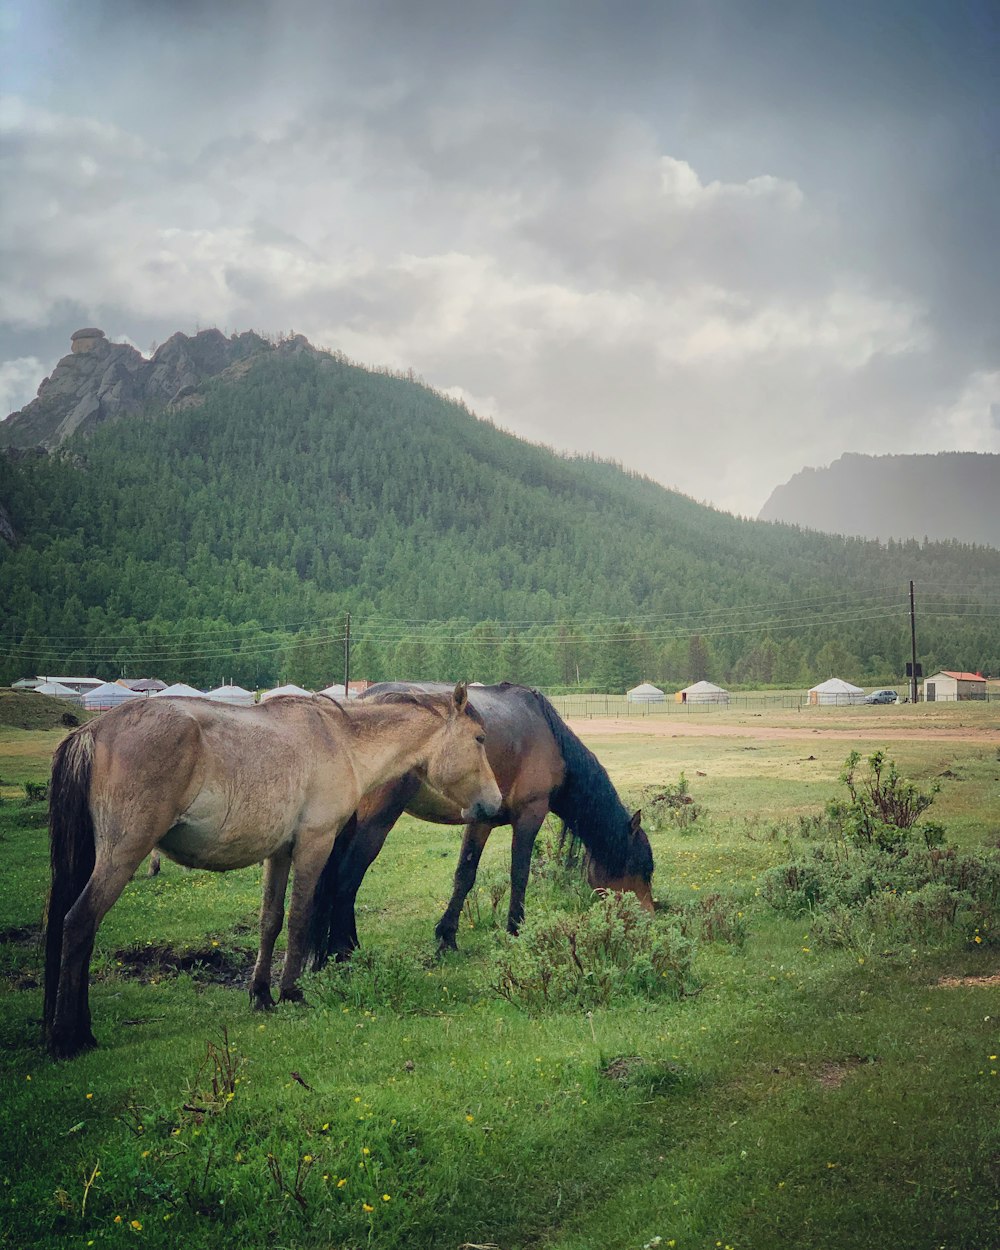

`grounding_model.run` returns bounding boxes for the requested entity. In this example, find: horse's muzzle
[463,795,502,823]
